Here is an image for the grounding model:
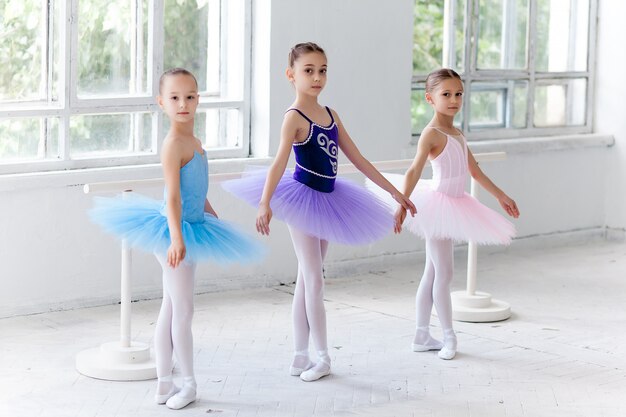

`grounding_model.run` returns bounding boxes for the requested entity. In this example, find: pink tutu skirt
[367,173,515,245]
[222,168,394,245]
